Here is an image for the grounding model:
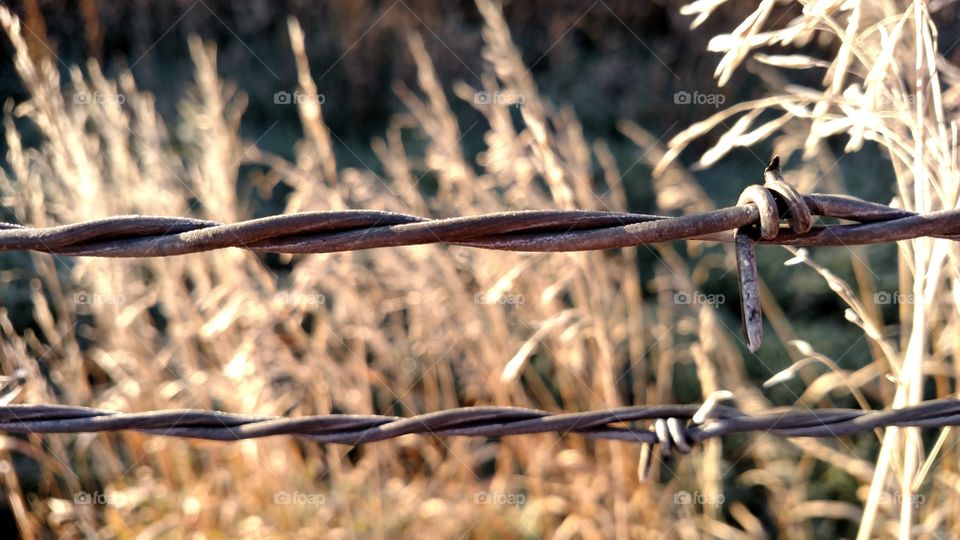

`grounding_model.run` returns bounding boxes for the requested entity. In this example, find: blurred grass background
[0,0,959,537]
